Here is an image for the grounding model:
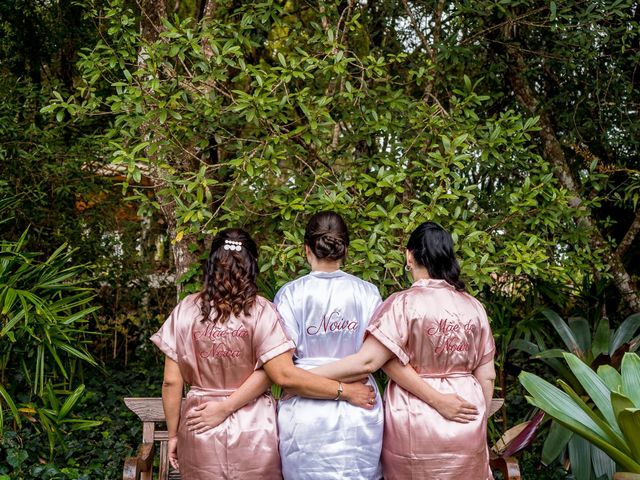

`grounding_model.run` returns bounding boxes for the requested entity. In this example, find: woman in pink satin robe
[311,221,496,480]
[151,229,376,479]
